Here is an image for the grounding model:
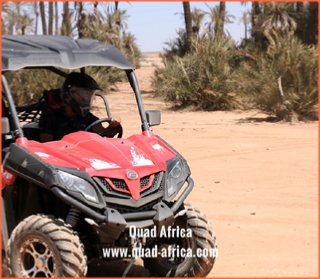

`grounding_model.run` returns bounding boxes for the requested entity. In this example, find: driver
[39,72,121,142]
